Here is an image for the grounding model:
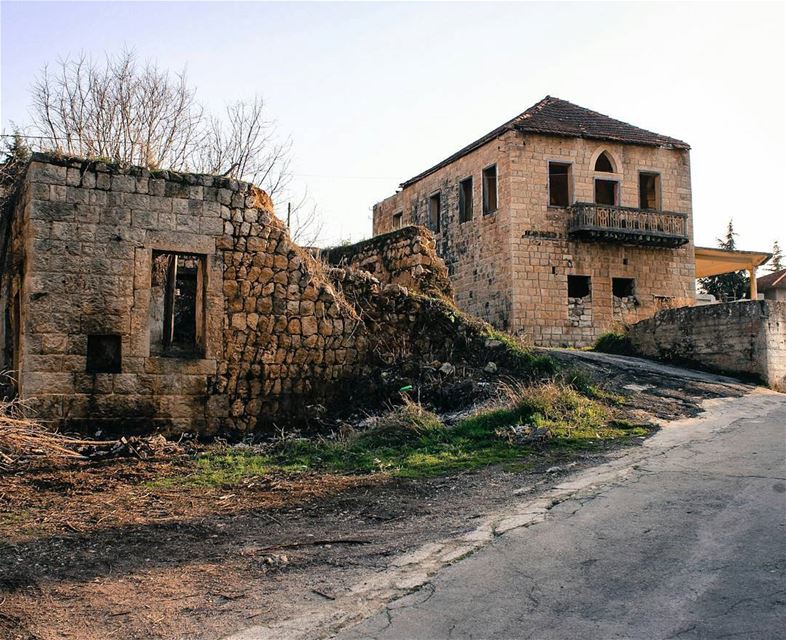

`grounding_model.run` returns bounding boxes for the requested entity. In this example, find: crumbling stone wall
[0,154,512,436]
[628,301,786,391]
[320,226,452,299]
